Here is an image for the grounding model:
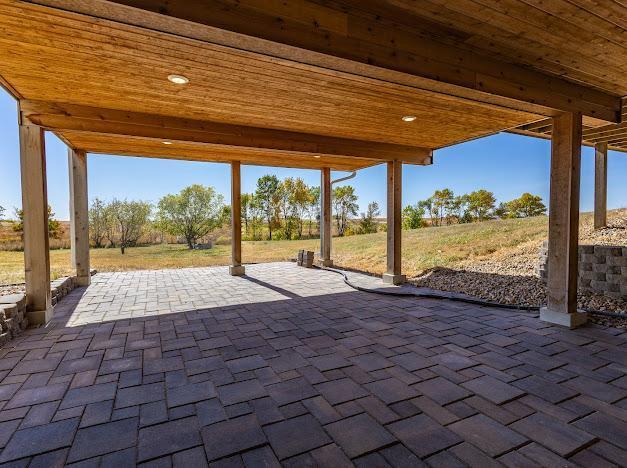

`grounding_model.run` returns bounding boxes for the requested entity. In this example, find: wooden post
[19,124,52,324]
[229,161,245,276]
[383,160,405,285]
[68,148,91,286]
[540,112,586,328]
[319,167,333,267]
[594,142,608,230]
